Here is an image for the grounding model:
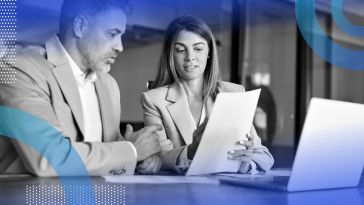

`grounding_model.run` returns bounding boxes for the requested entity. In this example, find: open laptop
[220,98,364,192]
